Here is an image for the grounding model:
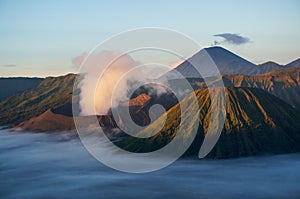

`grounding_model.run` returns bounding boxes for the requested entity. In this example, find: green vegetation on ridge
[0,74,76,125]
